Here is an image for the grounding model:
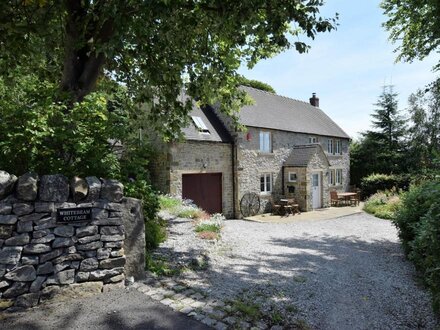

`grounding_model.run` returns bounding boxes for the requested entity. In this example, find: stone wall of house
[169,141,234,218]
[284,167,308,211]
[235,127,350,215]
[0,171,144,310]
